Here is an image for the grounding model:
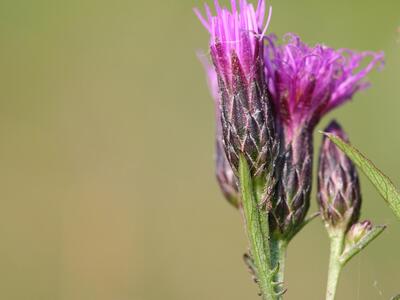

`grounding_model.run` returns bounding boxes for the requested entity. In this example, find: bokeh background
[0,0,399,299]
